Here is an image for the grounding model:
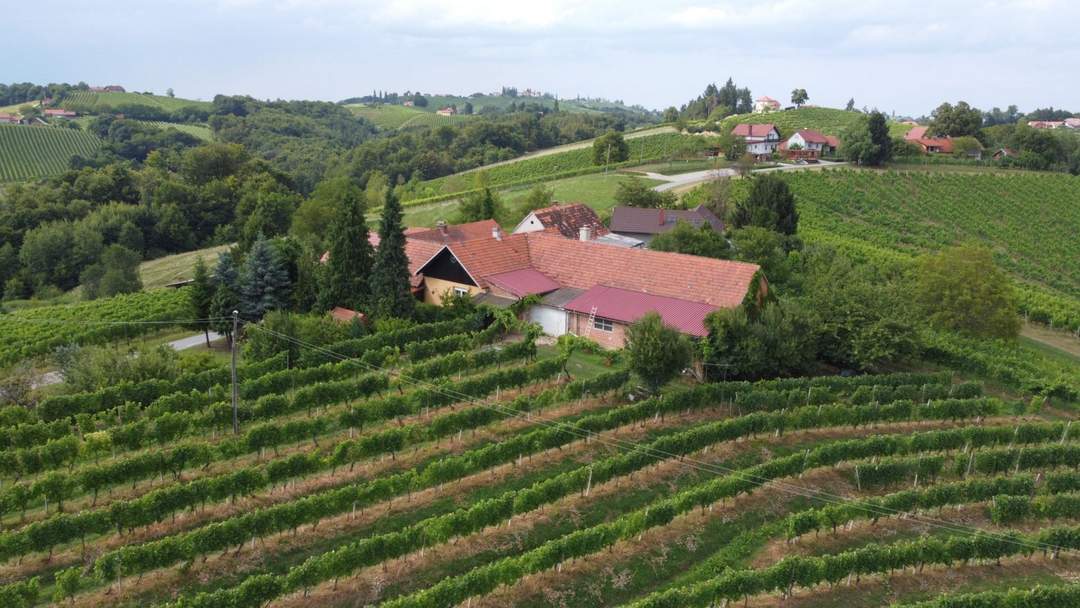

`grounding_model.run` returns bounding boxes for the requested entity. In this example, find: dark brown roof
[529,203,608,239]
[609,205,724,235]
